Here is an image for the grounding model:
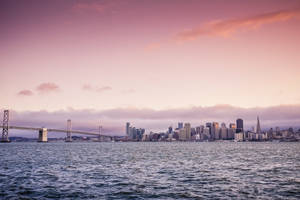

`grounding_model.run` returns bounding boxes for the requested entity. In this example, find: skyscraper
[229,123,236,129]
[256,116,261,134]
[206,122,212,137]
[126,122,130,136]
[220,126,228,140]
[212,122,219,139]
[184,123,191,140]
[168,126,173,134]
[178,122,183,129]
[221,122,226,128]
[236,118,243,133]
